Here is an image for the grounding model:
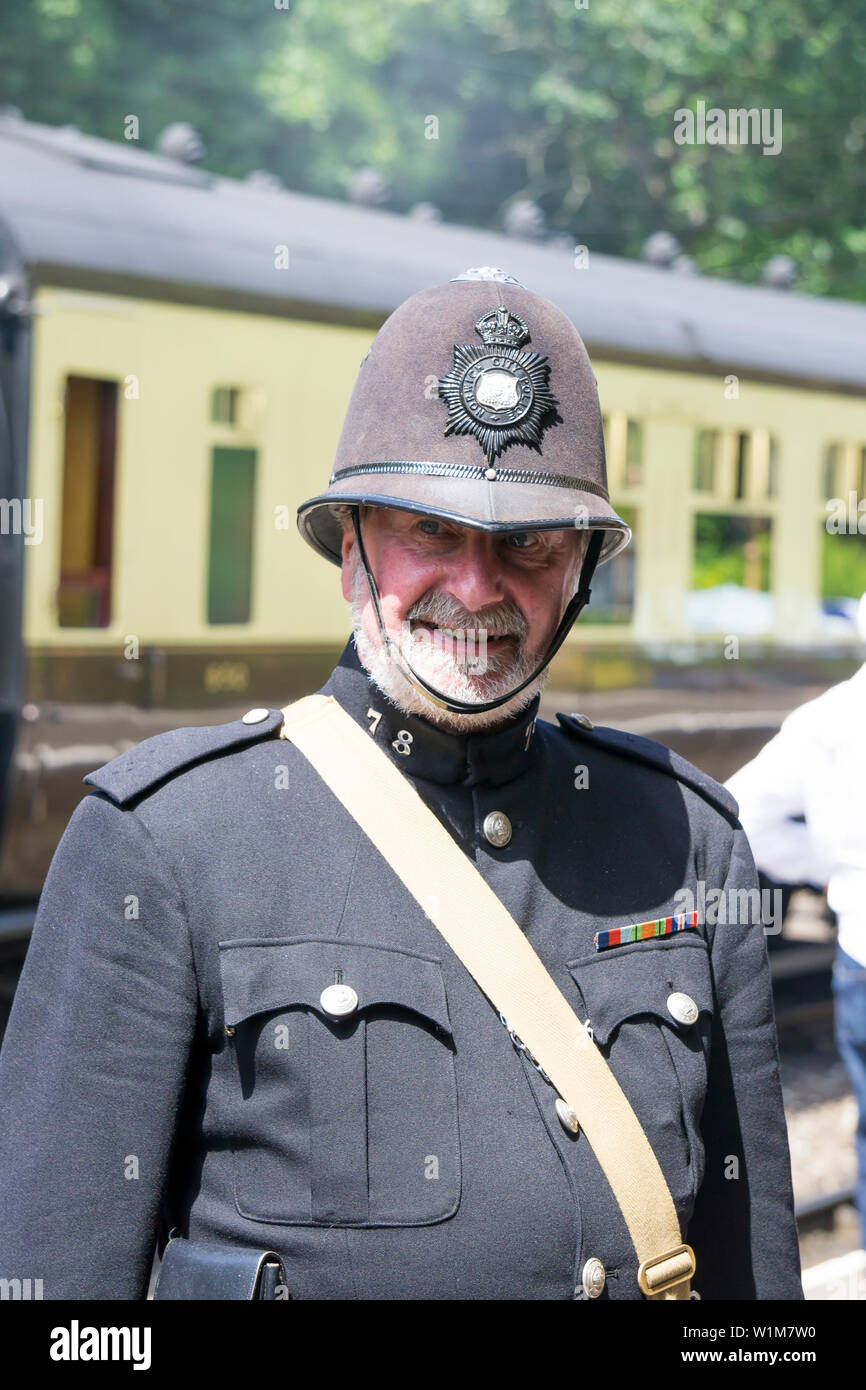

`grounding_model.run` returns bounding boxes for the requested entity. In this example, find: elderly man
[0,269,801,1300]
